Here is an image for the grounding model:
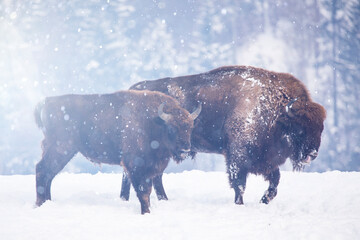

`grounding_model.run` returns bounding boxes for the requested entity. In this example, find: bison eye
[292,124,304,137]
